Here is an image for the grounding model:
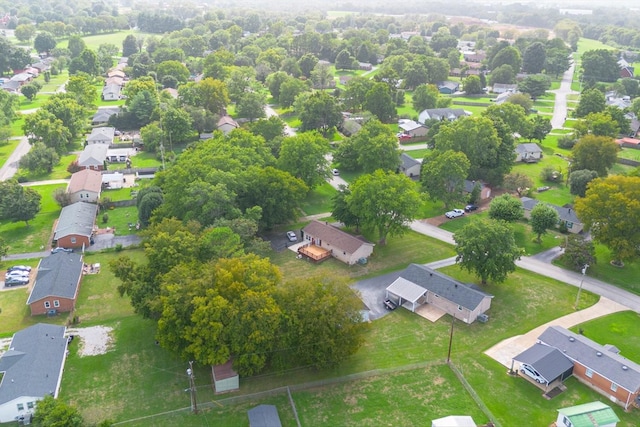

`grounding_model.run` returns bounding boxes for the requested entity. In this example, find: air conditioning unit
[477,313,489,323]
